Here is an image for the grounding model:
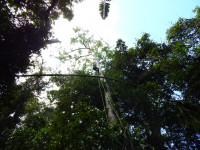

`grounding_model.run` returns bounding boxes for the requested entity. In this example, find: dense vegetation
[0,0,84,149]
[1,1,200,149]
